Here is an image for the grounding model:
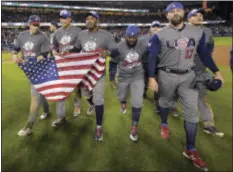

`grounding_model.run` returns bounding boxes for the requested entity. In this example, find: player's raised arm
[197,32,224,84]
